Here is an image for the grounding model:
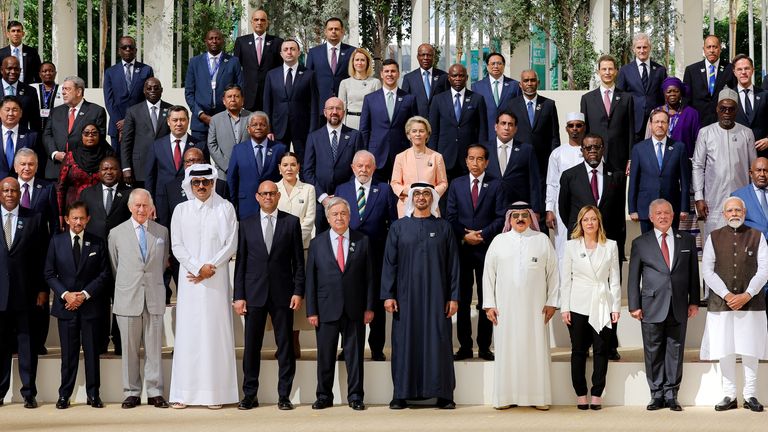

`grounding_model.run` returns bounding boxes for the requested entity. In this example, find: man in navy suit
[44,201,110,409]
[234,180,305,411]
[732,54,768,157]
[683,35,736,127]
[103,36,154,152]
[0,21,41,84]
[304,97,359,232]
[0,96,37,179]
[305,18,356,116]
[227,112,286,220]
[617,33,667,143]
[446,143,505,361]
[429,63,487,181]
[233,9,283,112]
[263,39,318,167]
[144,106,205,227]
[628,110,691,233]
[184,29,243,142]
[0,57,40,133]
[359,59,416,183]
[473,53,521,141]
[401,43,448,118]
